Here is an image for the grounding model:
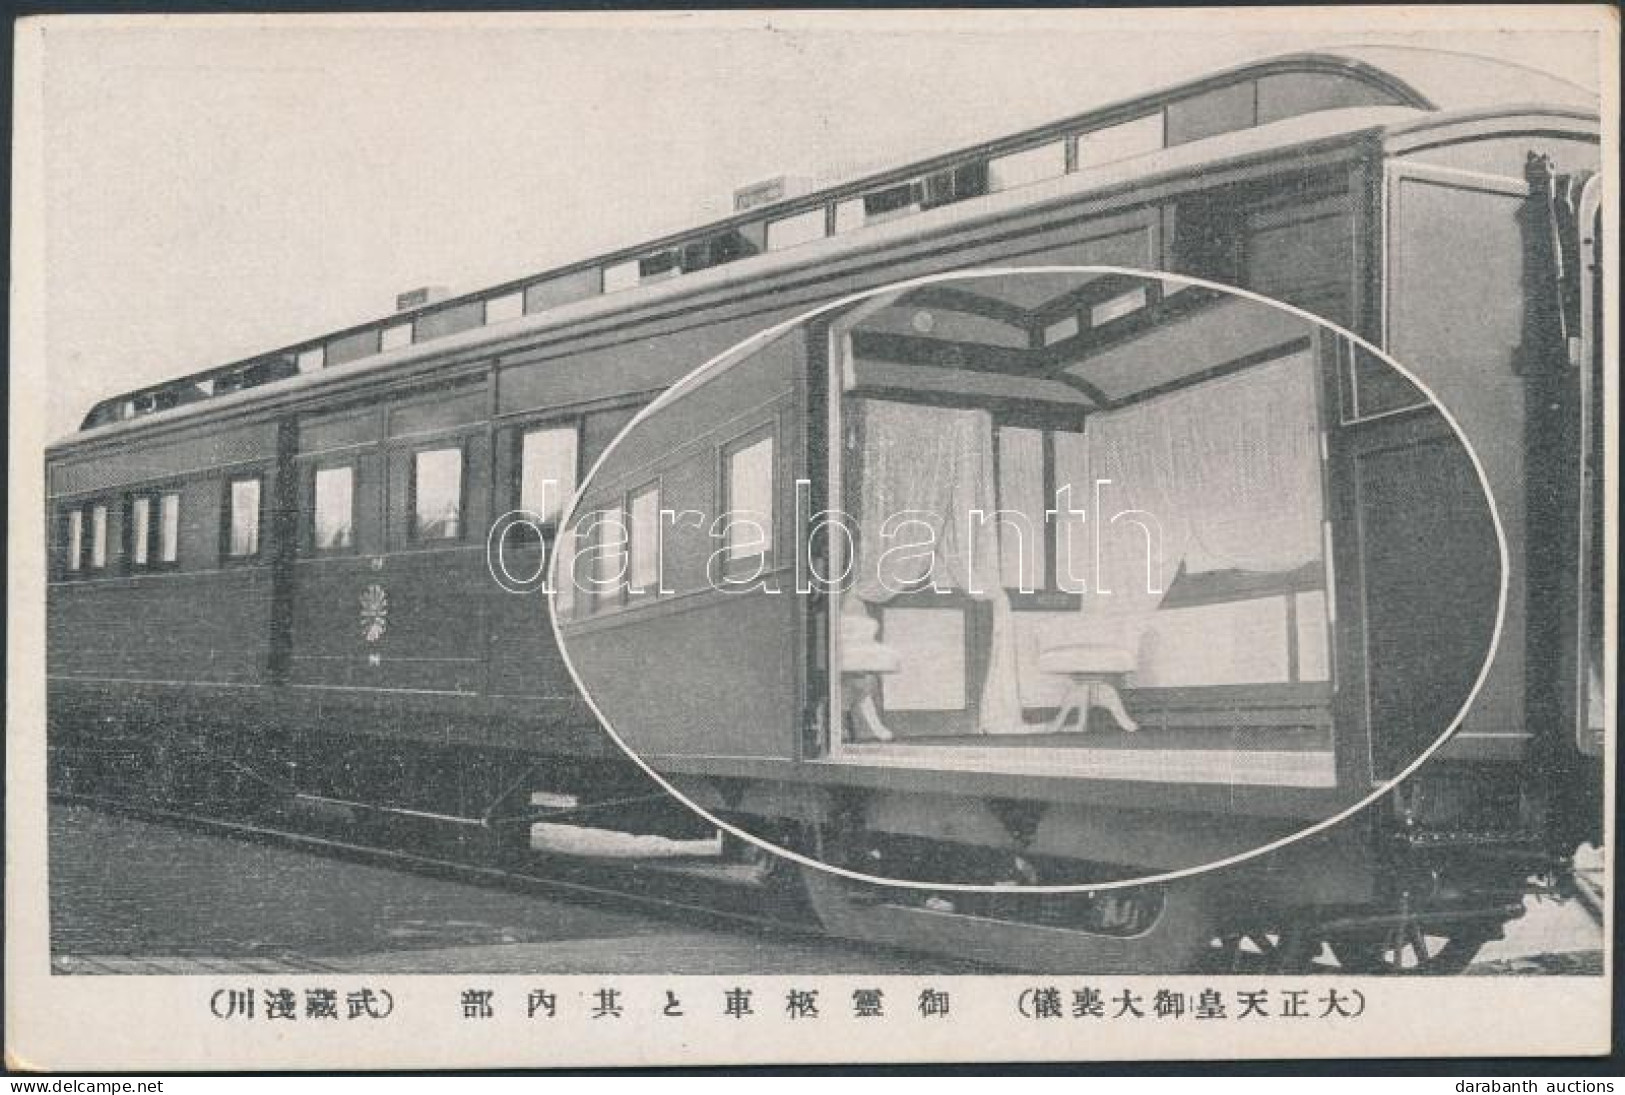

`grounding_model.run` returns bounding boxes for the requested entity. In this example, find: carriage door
[287,404,387,698]
[287,382,491,704]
